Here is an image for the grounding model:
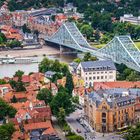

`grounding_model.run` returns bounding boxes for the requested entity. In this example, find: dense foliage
[116,64,140,81]
[124,123,140,140]
[74,52,97,63]
[6,40,21,49]
[9,79,26,92]
[50,86,75,117]
[0,79,7,85]
[39,58,69,74]
[65,72,74,95]
[0,98,17,120]
[37,88,53,105]
[1,0,140,42]
[0,123,15,140]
